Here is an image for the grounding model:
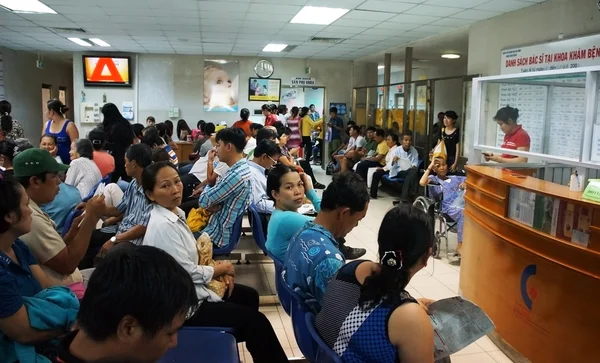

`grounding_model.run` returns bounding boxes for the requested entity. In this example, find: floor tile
[453,342,484,356]
[475,336,501,352]
[450,352,498,363]
[264,311,284,330]
[488,350,514,363]
[274,328,291,349]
